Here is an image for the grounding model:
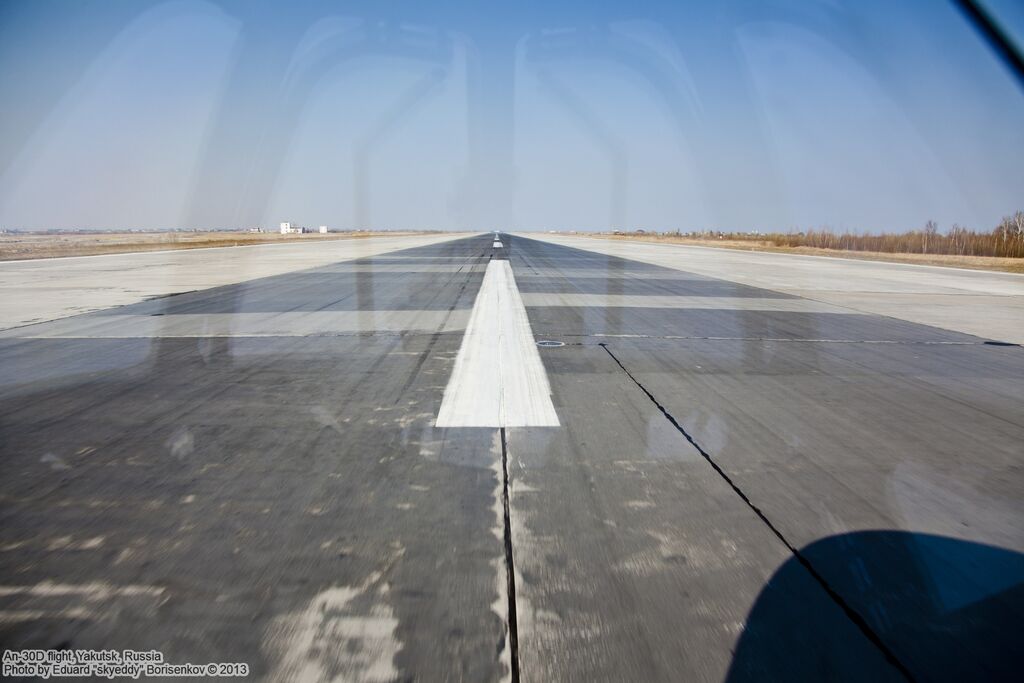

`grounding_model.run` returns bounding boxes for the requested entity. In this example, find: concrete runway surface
[1,233,1021,681]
